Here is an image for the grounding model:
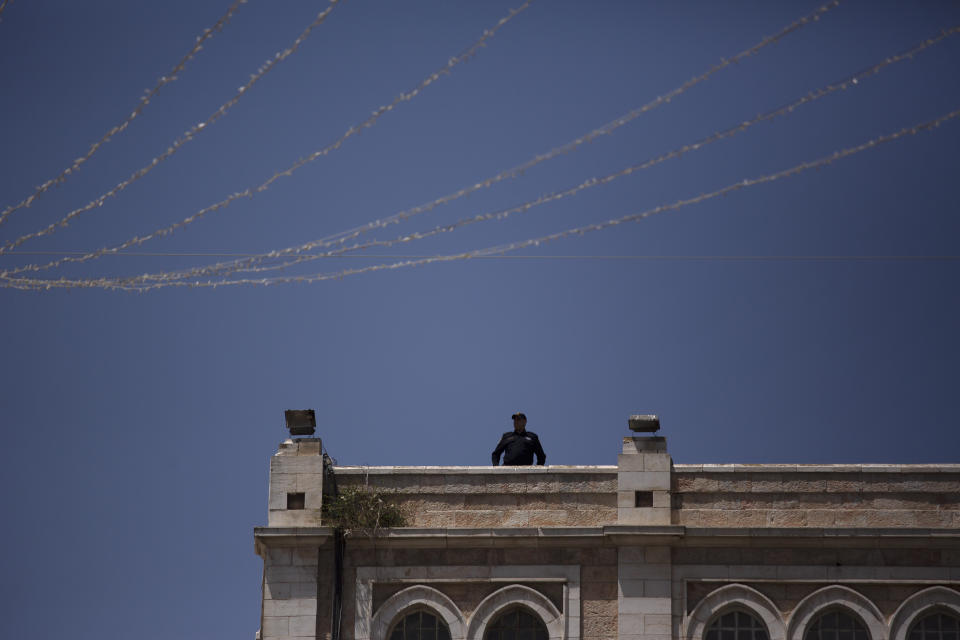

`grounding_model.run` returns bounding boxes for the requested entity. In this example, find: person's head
[511,412,527,432]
